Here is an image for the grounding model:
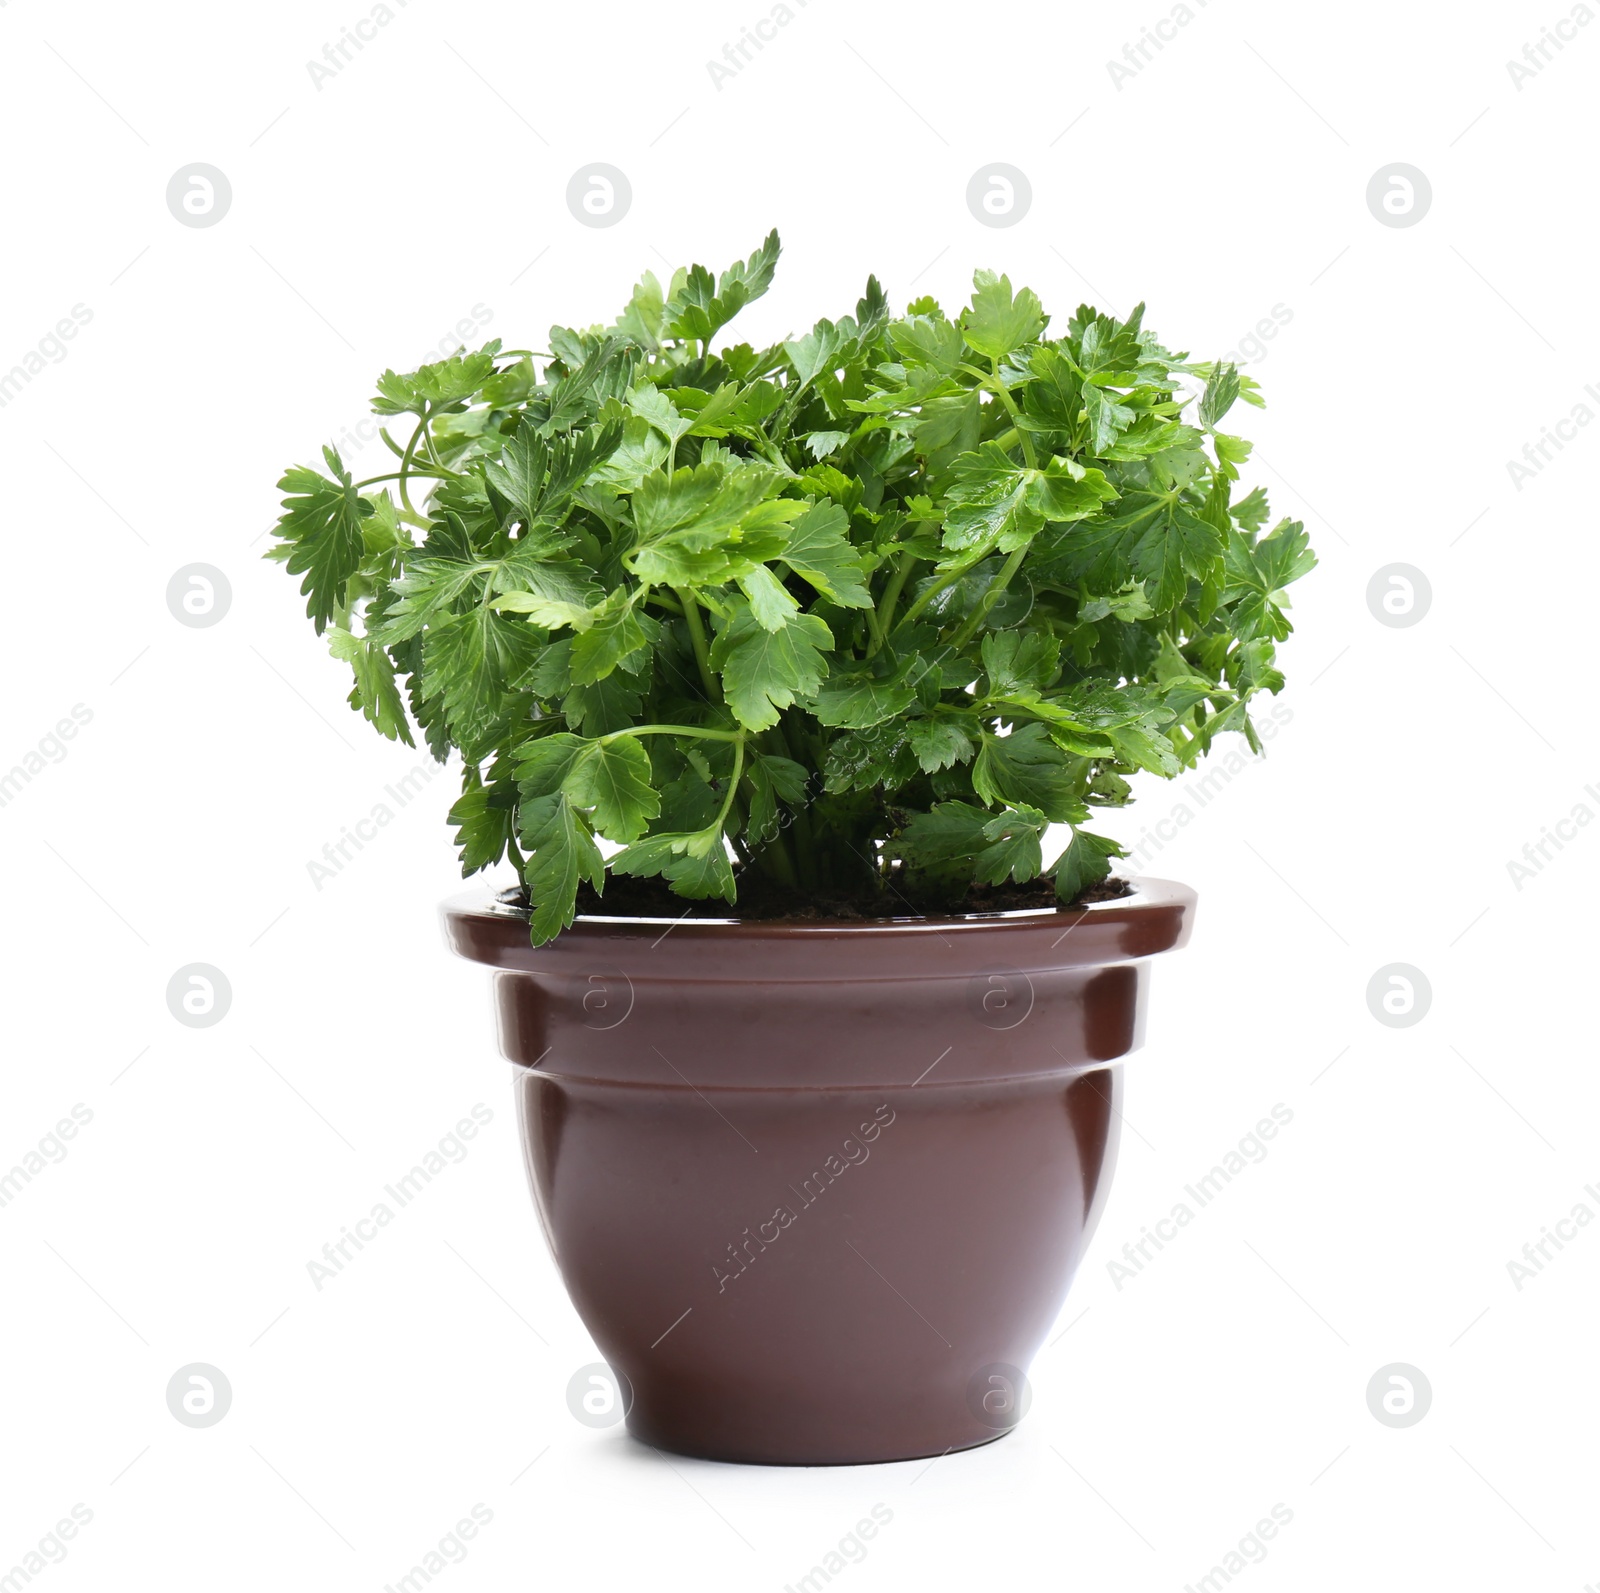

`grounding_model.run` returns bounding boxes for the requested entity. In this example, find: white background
[2,0,1597,1587]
